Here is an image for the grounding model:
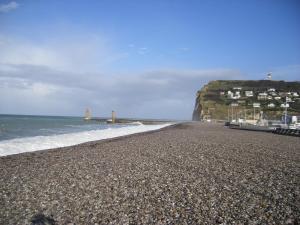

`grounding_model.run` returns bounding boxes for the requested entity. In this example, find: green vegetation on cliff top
[193,80,300,121]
